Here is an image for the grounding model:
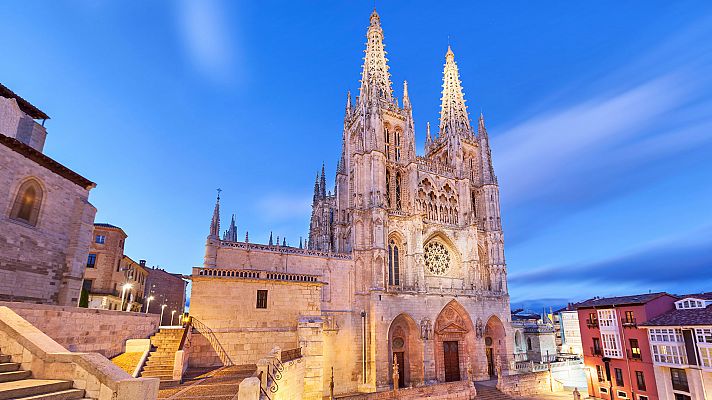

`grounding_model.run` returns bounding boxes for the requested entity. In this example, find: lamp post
[171,310,177,326]
[160,304,167,326]
[120,283,133,312]
[145,296,154,314]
